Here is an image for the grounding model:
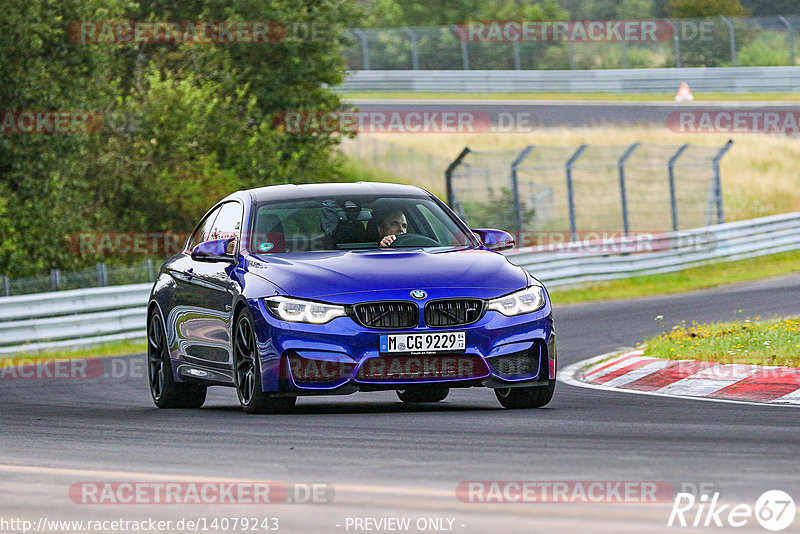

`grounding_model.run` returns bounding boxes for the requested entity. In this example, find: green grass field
[642,317,800,367]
